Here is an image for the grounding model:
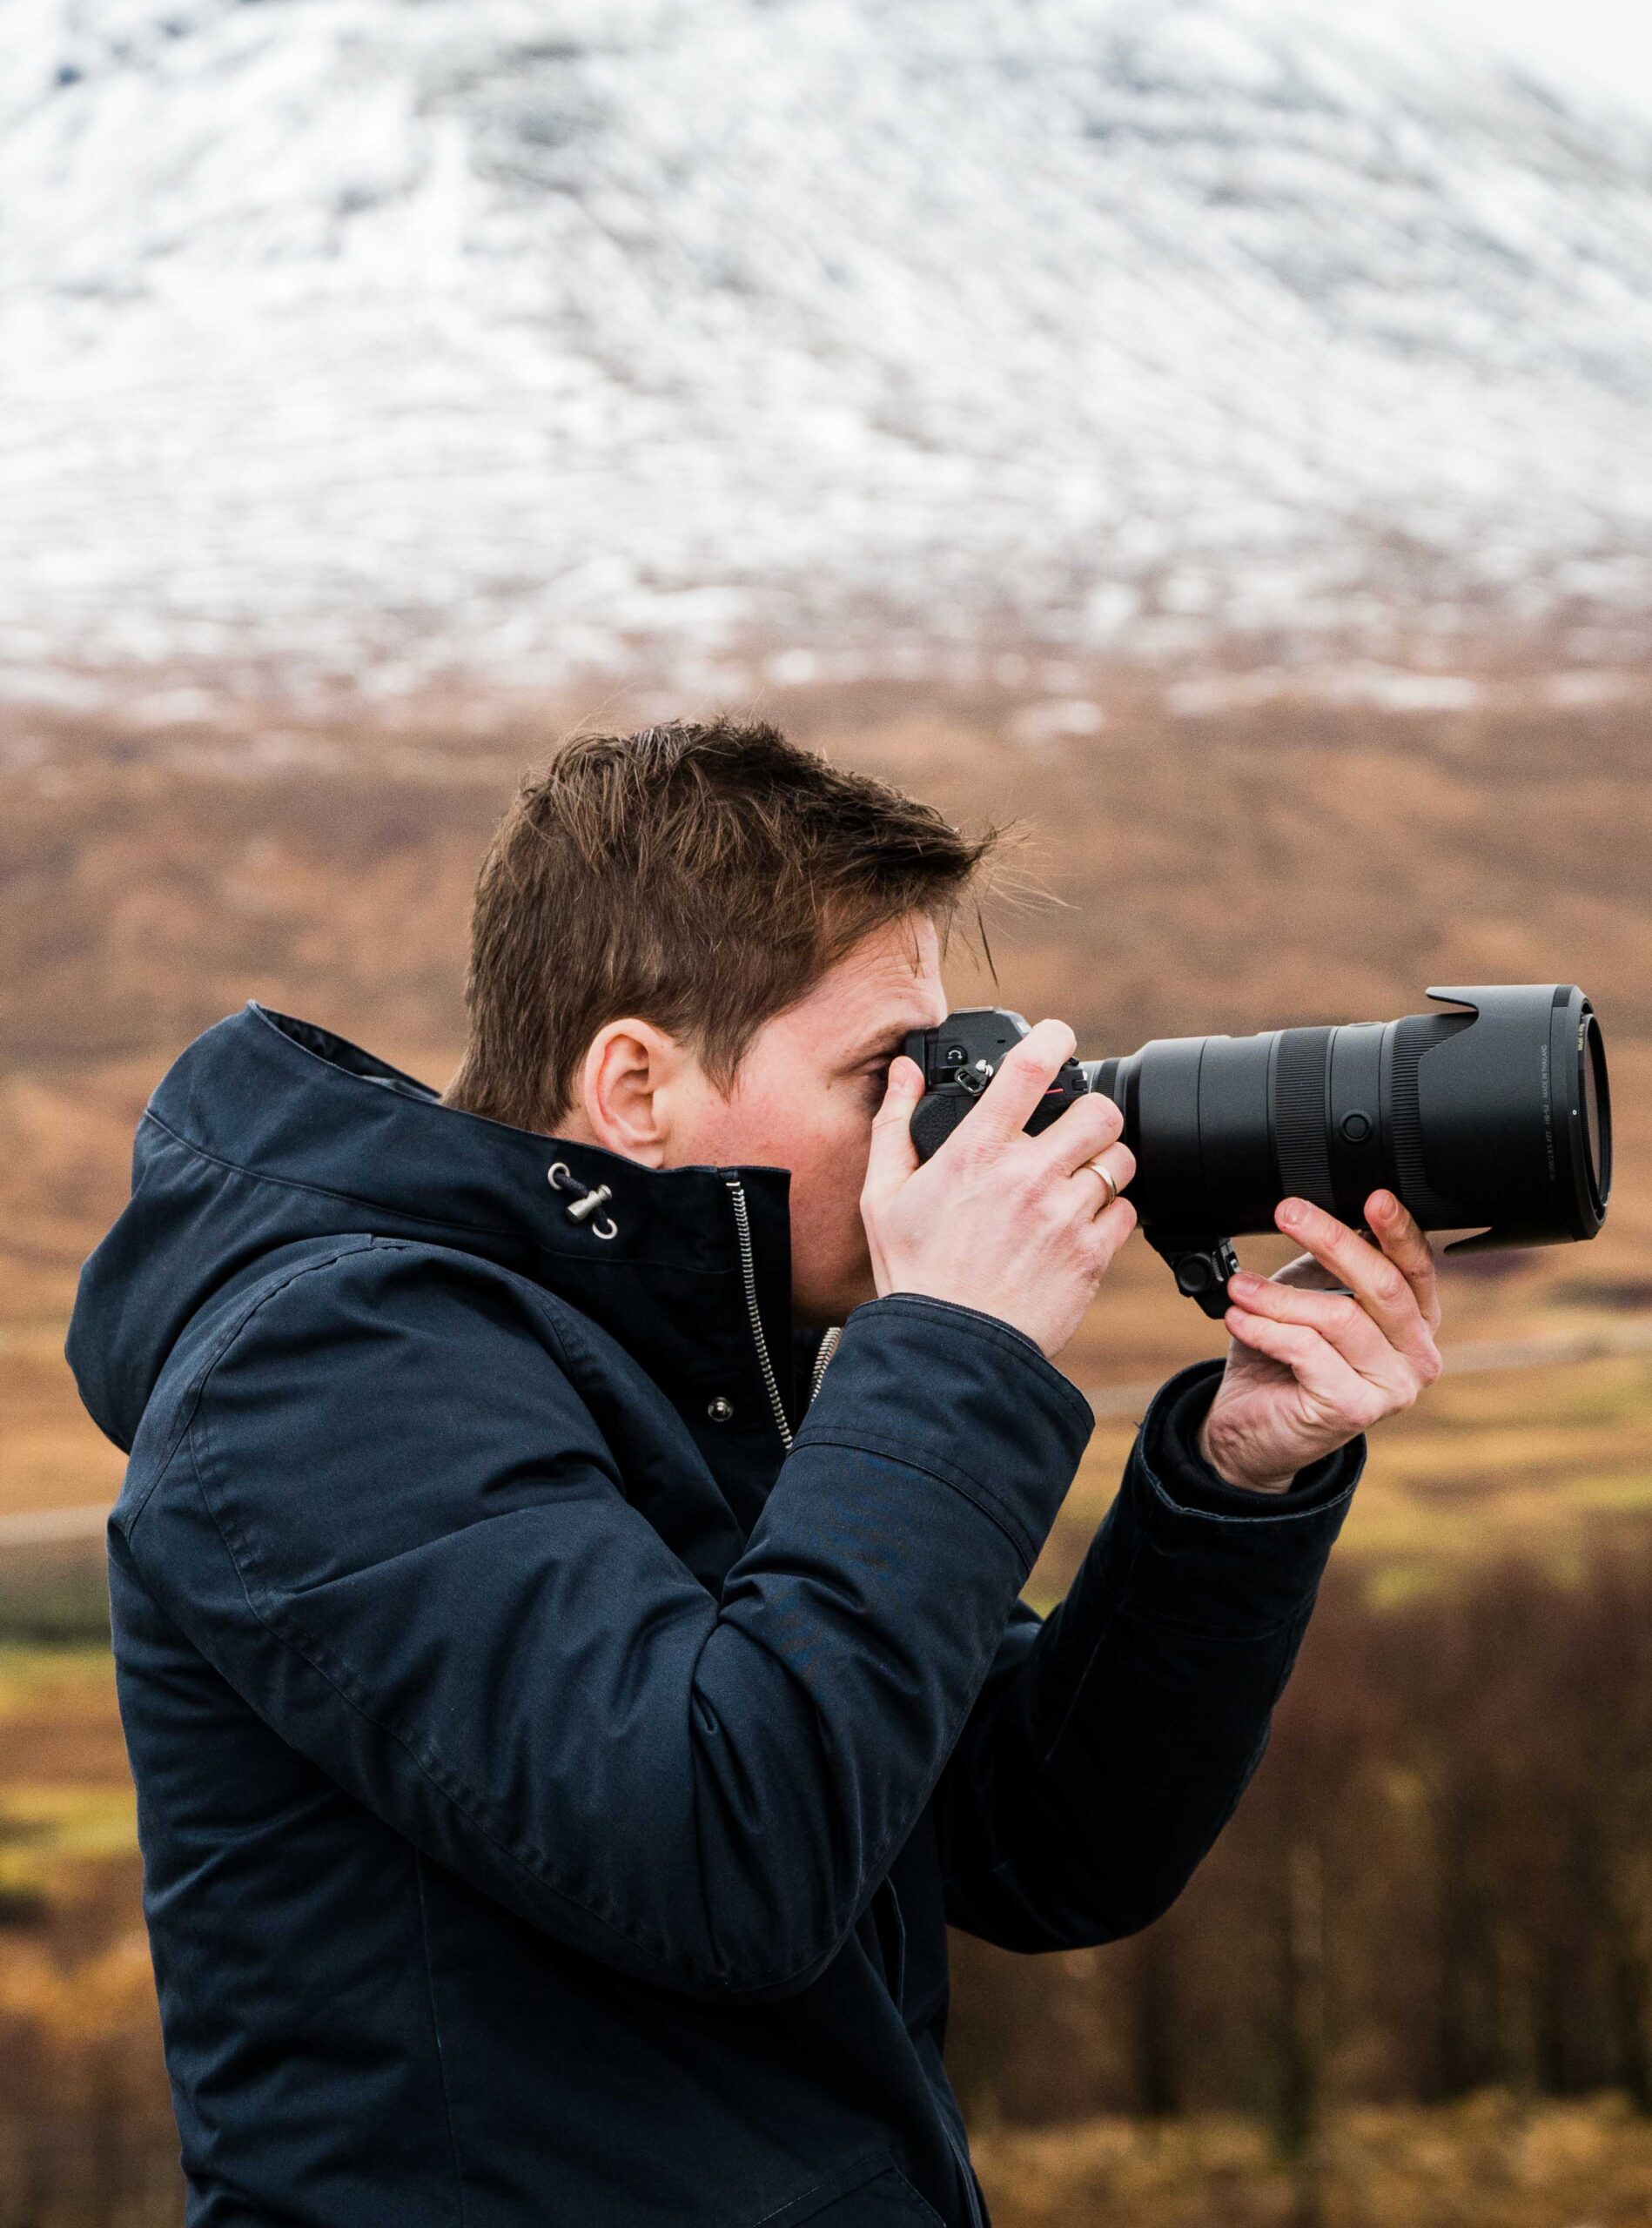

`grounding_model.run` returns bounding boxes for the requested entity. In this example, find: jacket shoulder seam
[138,1109,532,1244]
[119,1239,382,1537]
